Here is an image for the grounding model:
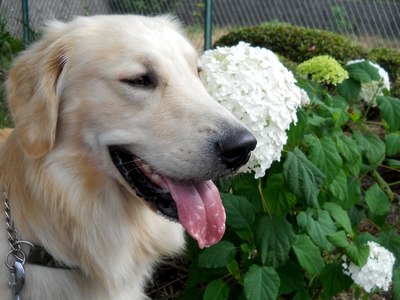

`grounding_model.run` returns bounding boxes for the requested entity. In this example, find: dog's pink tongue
[164,179,225,248]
